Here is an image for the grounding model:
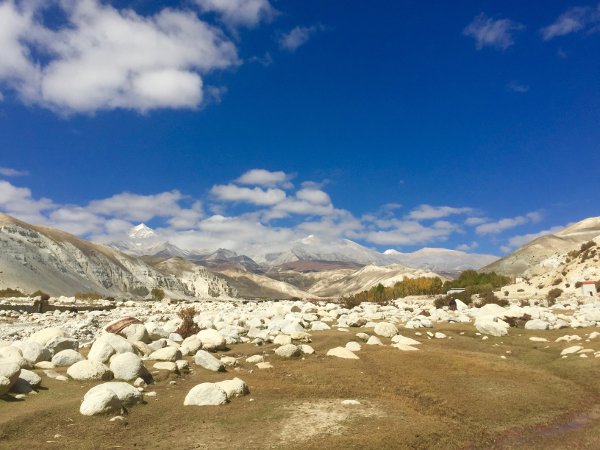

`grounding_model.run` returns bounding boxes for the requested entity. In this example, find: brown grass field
[2,323,600,449]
